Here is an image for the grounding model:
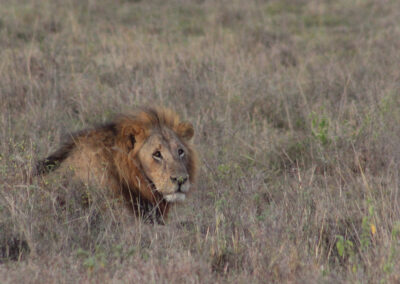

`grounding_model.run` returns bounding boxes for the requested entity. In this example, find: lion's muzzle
[170,174,189,192]
[162,174,190,202]
[164,192,186,202]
